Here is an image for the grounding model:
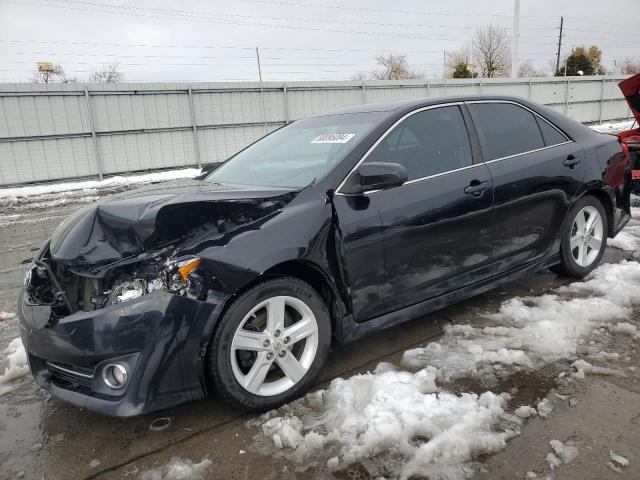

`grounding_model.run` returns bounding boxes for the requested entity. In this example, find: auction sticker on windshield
[310,133,356,144]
